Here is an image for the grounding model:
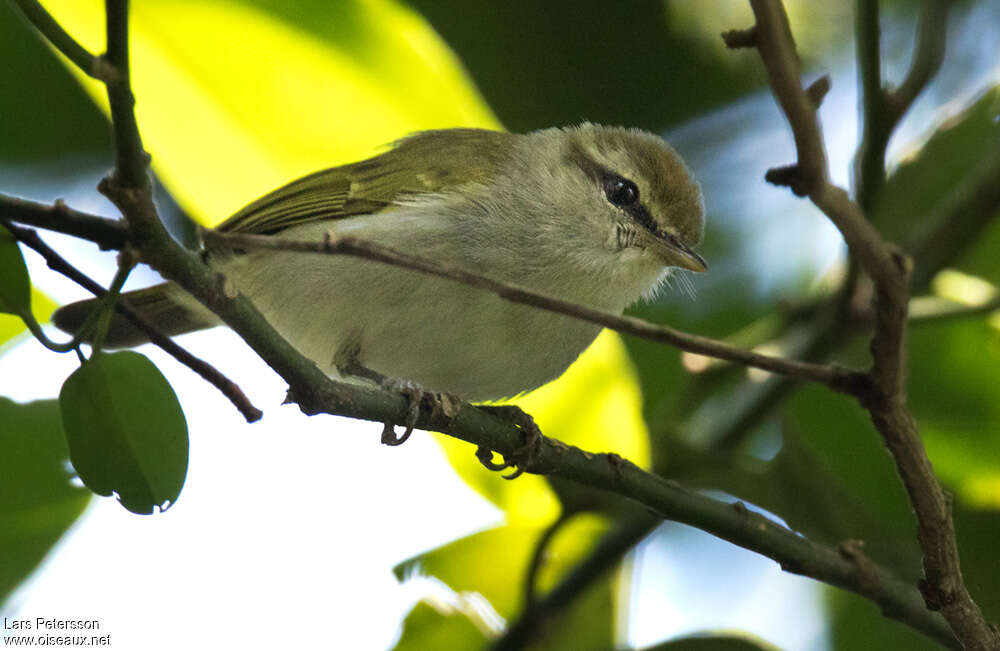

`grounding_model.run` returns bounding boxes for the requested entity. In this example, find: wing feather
[215,128,514,236]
